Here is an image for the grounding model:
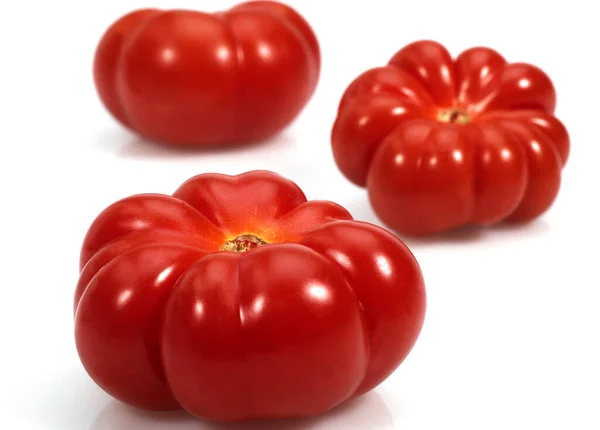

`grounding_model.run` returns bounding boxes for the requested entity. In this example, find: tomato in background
[74,170,426,422]
[94,1,320,146]
[332,40,569,236]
